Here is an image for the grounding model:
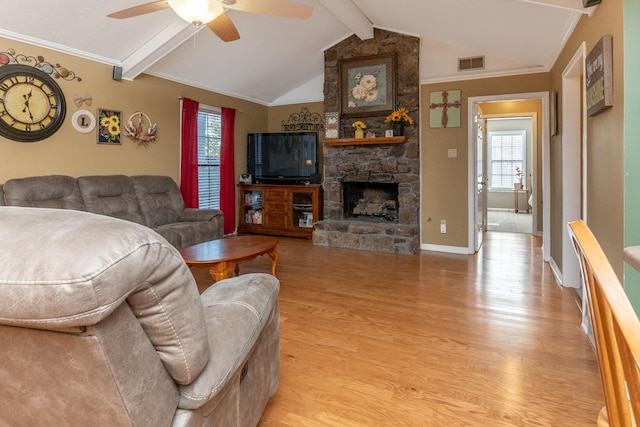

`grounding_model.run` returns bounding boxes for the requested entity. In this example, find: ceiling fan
[108,0,313,42]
